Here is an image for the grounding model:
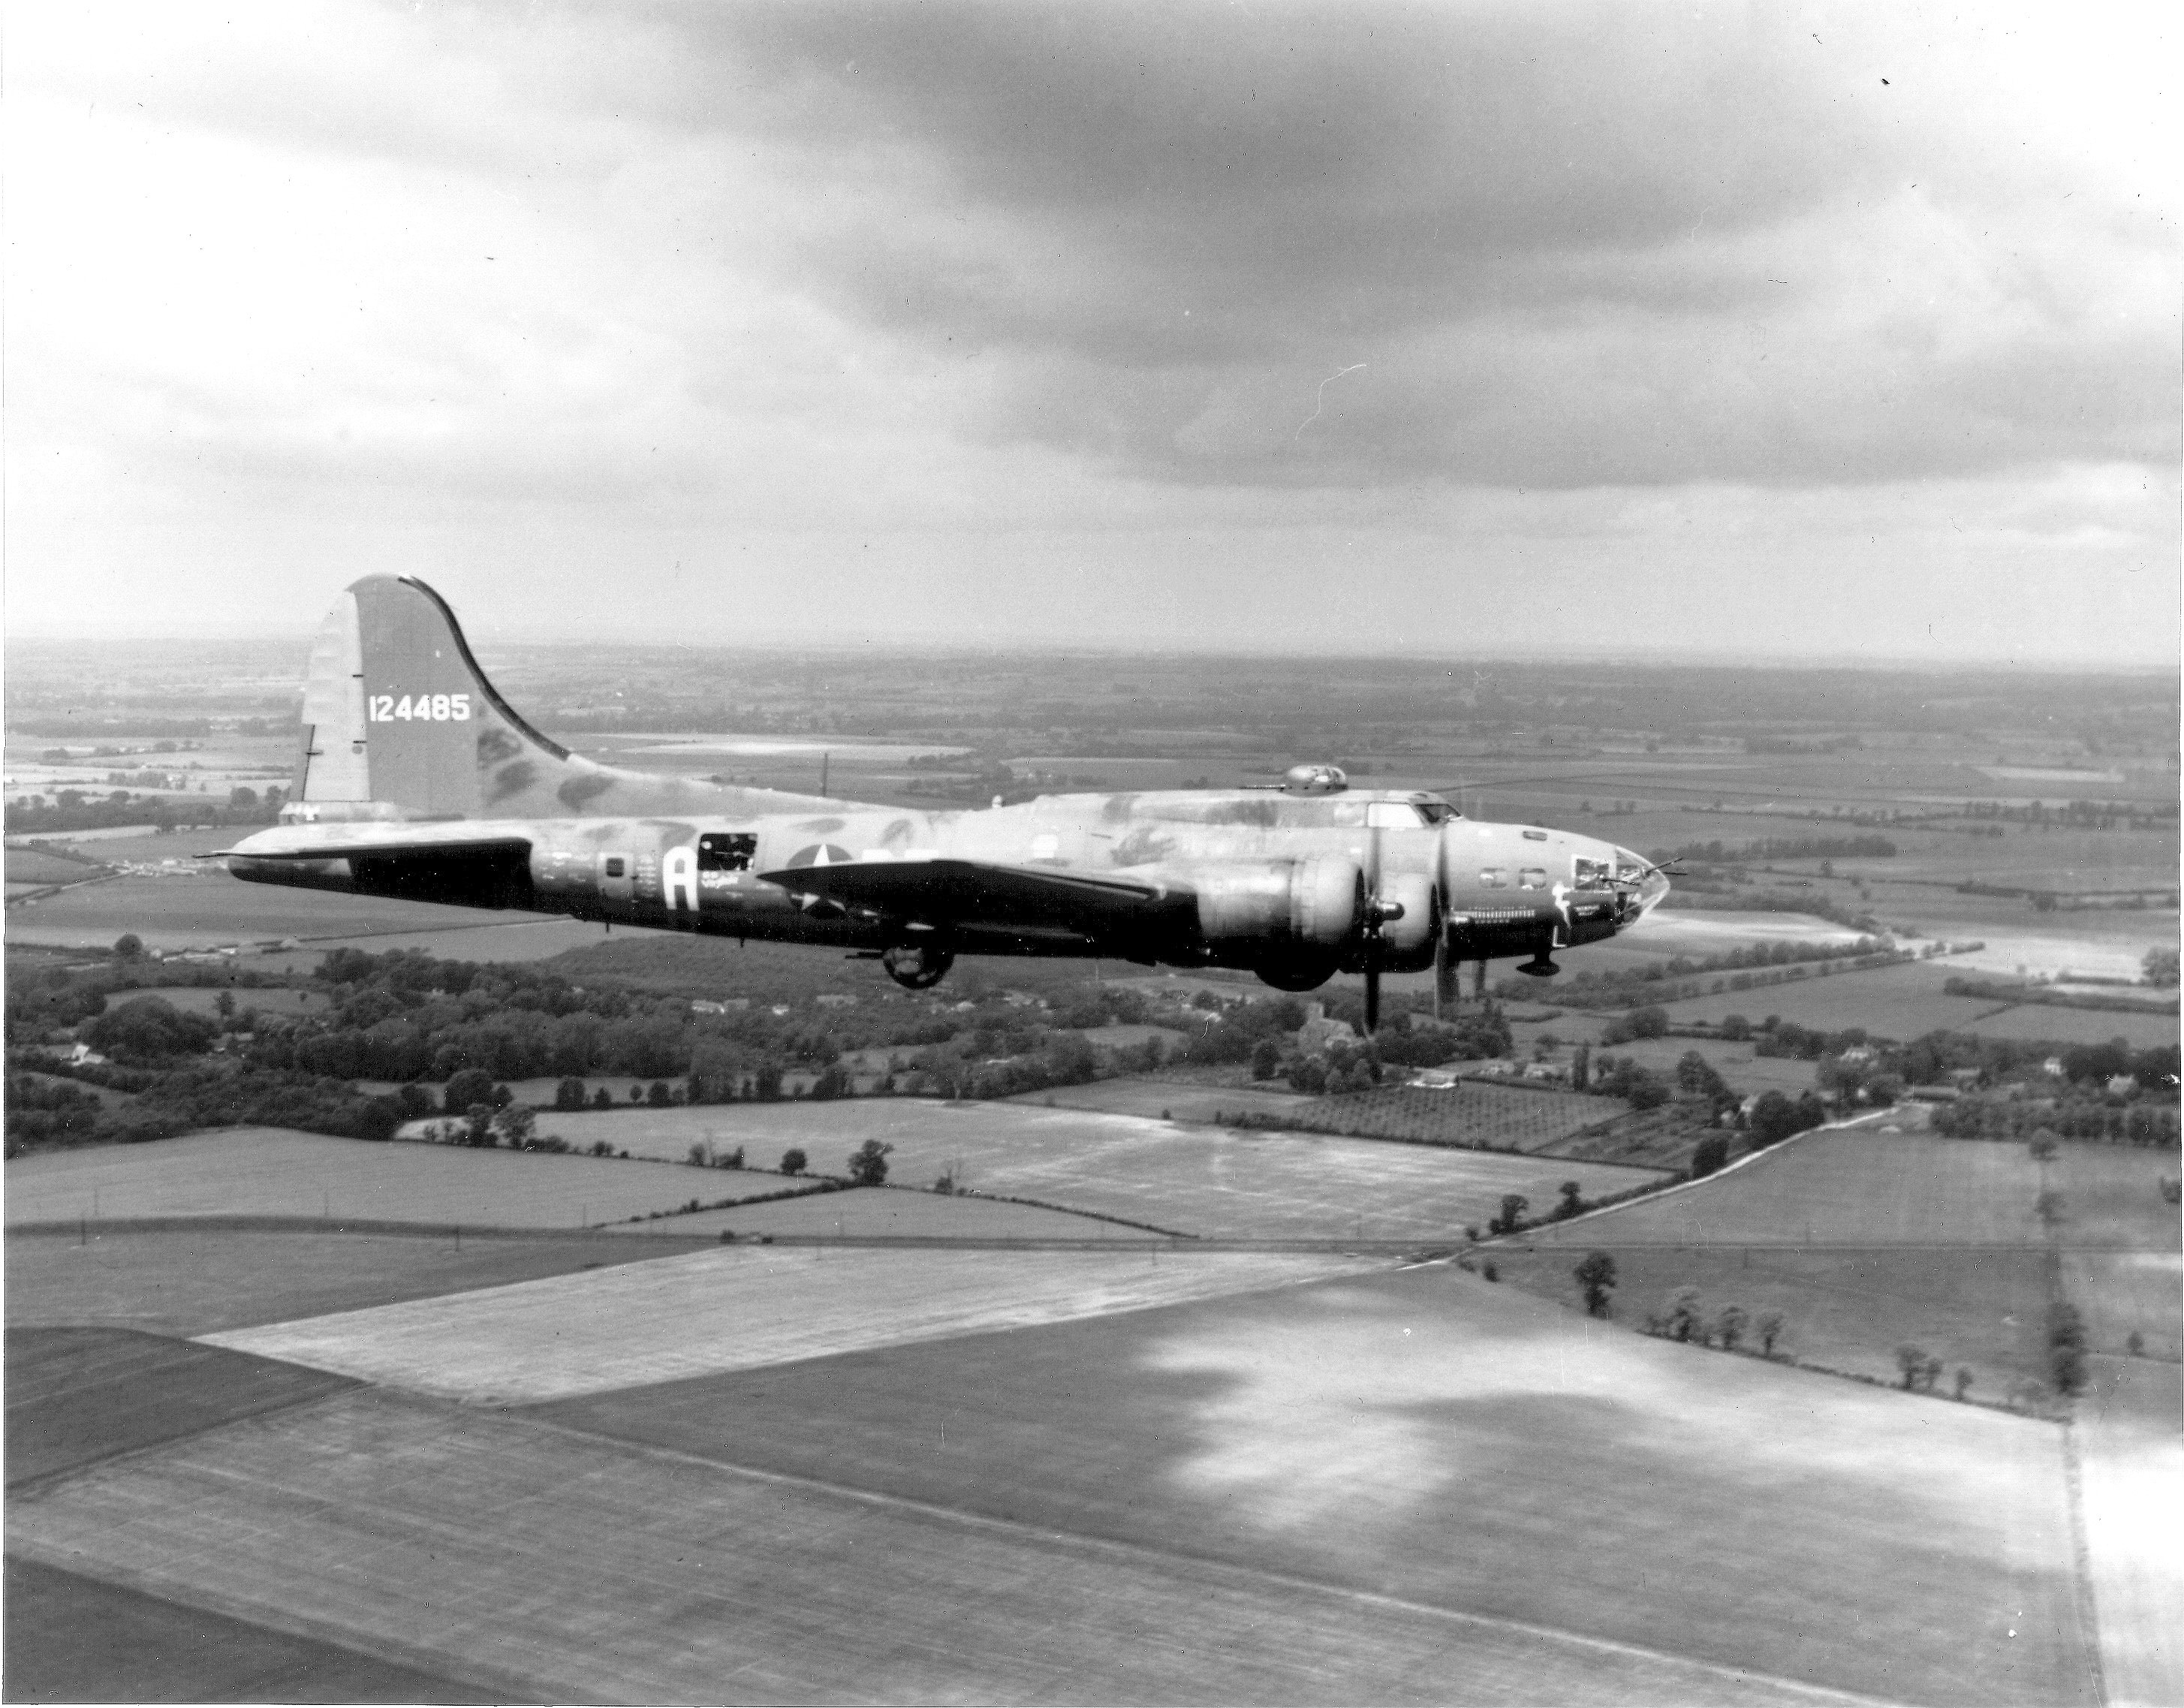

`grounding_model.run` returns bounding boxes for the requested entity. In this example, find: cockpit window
[1574,857,1611,890]
[1417,800,1457,824]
